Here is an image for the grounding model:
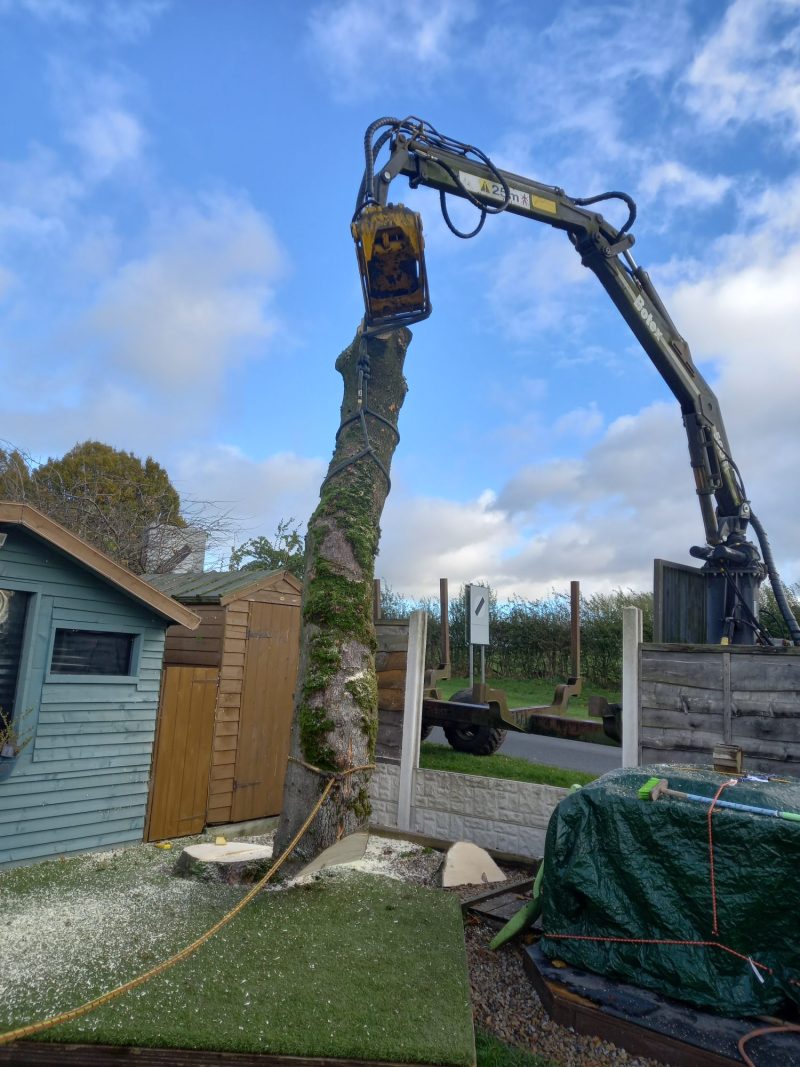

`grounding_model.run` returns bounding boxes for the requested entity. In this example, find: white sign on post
[468,584,490,646]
